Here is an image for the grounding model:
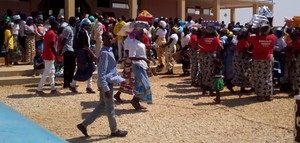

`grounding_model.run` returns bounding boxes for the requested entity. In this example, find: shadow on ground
[67,135,111,143]
[80,101,147,119]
